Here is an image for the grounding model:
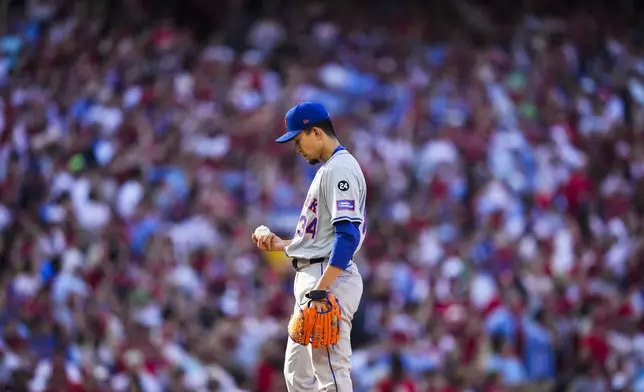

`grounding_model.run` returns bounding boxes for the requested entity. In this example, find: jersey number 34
[296,216,317,239]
